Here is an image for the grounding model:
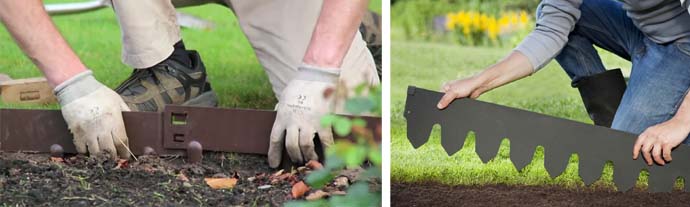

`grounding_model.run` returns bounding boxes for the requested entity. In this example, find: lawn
[0,0,381,110]
[388,40,657,189]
